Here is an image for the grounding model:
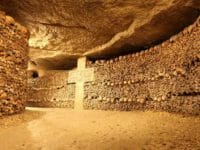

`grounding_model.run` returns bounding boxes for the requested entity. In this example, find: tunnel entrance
[31,71,39,78]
